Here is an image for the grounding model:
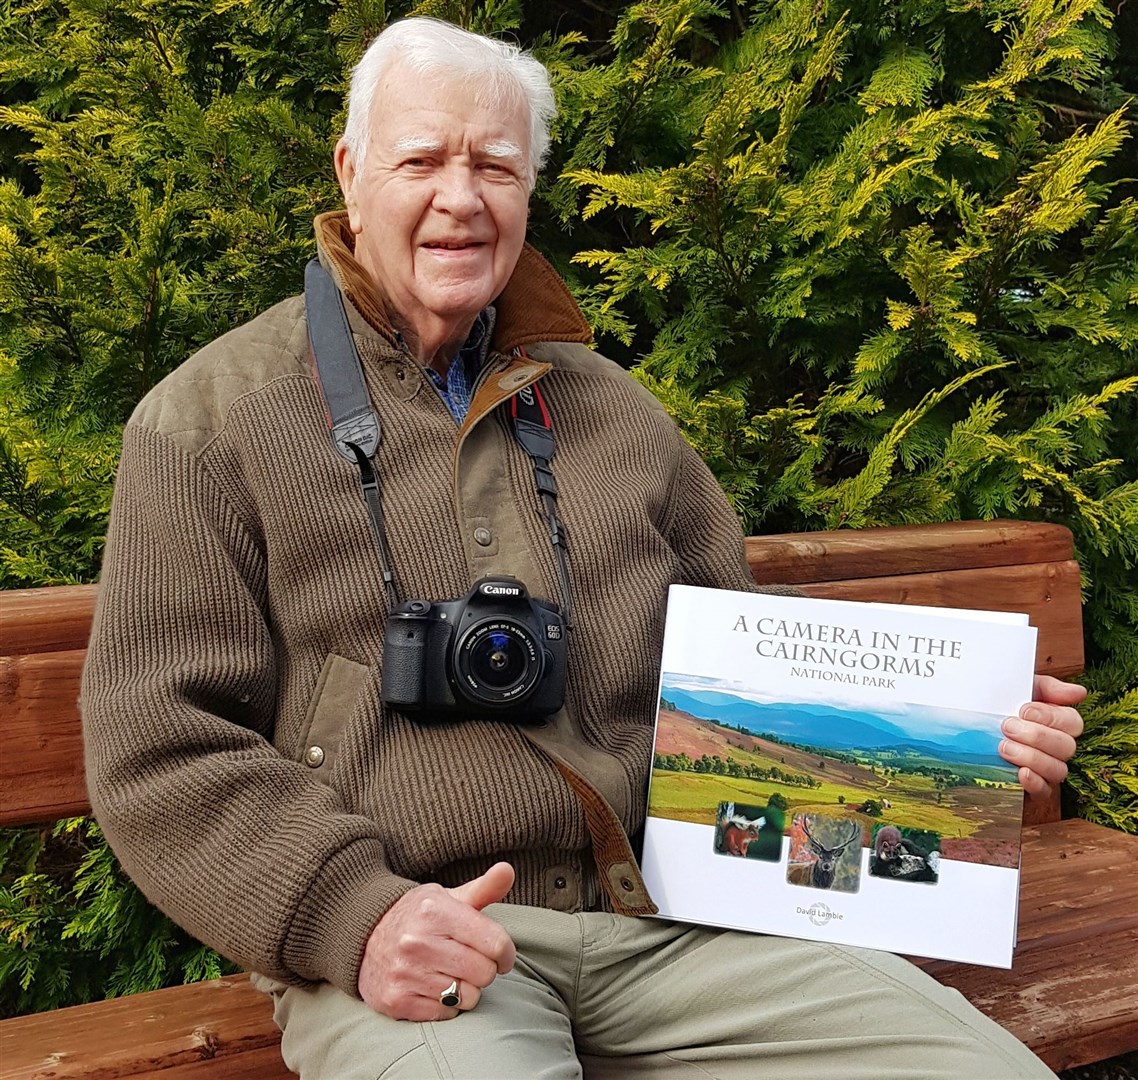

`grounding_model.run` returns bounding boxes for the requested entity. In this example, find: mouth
[421,240,486,252]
